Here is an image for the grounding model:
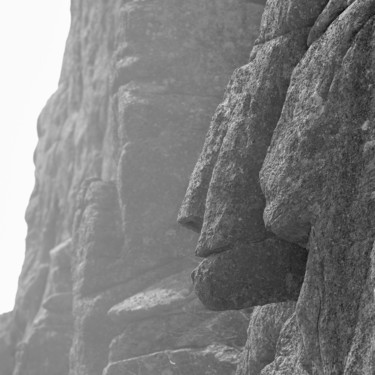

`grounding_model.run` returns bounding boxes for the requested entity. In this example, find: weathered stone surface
[9,0,375,374]
[12,315,73,375]
[4,1,264,375]
[256,0,327,43]
[179,1,375,375]
[260,313,310,375]
[307,0,349,46]
[107,300,250,366]
[192,238,306,310]
[41,239,73,314]
[178,0,320,310]
[178,31,309,255]
[236,302,296,375]
[260,0,375,246]
[104,345,242,375]
[72,180,124,298]
[0,313,14,375]
[108,269,195,324]
[70,180,124,375]
[260,2,375,374]
[12,240,73,375]
[114,0,264,275]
